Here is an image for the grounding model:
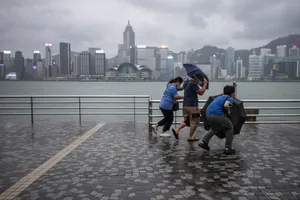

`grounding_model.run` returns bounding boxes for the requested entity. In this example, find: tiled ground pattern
[1,124,300,200]
[6,123,298,200]
[0,122,94,193]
